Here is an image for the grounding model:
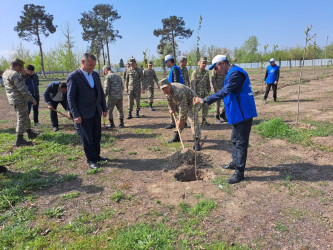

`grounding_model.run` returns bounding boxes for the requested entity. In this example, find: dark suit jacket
[67,68,107,119]
[44,81,67,105]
